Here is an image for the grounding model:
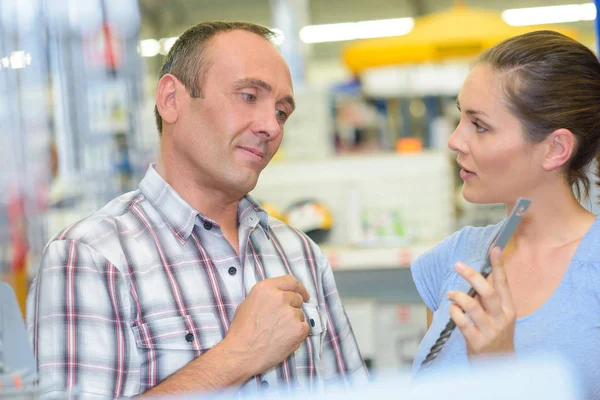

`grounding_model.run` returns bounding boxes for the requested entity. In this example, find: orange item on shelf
[396,137,423,153]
